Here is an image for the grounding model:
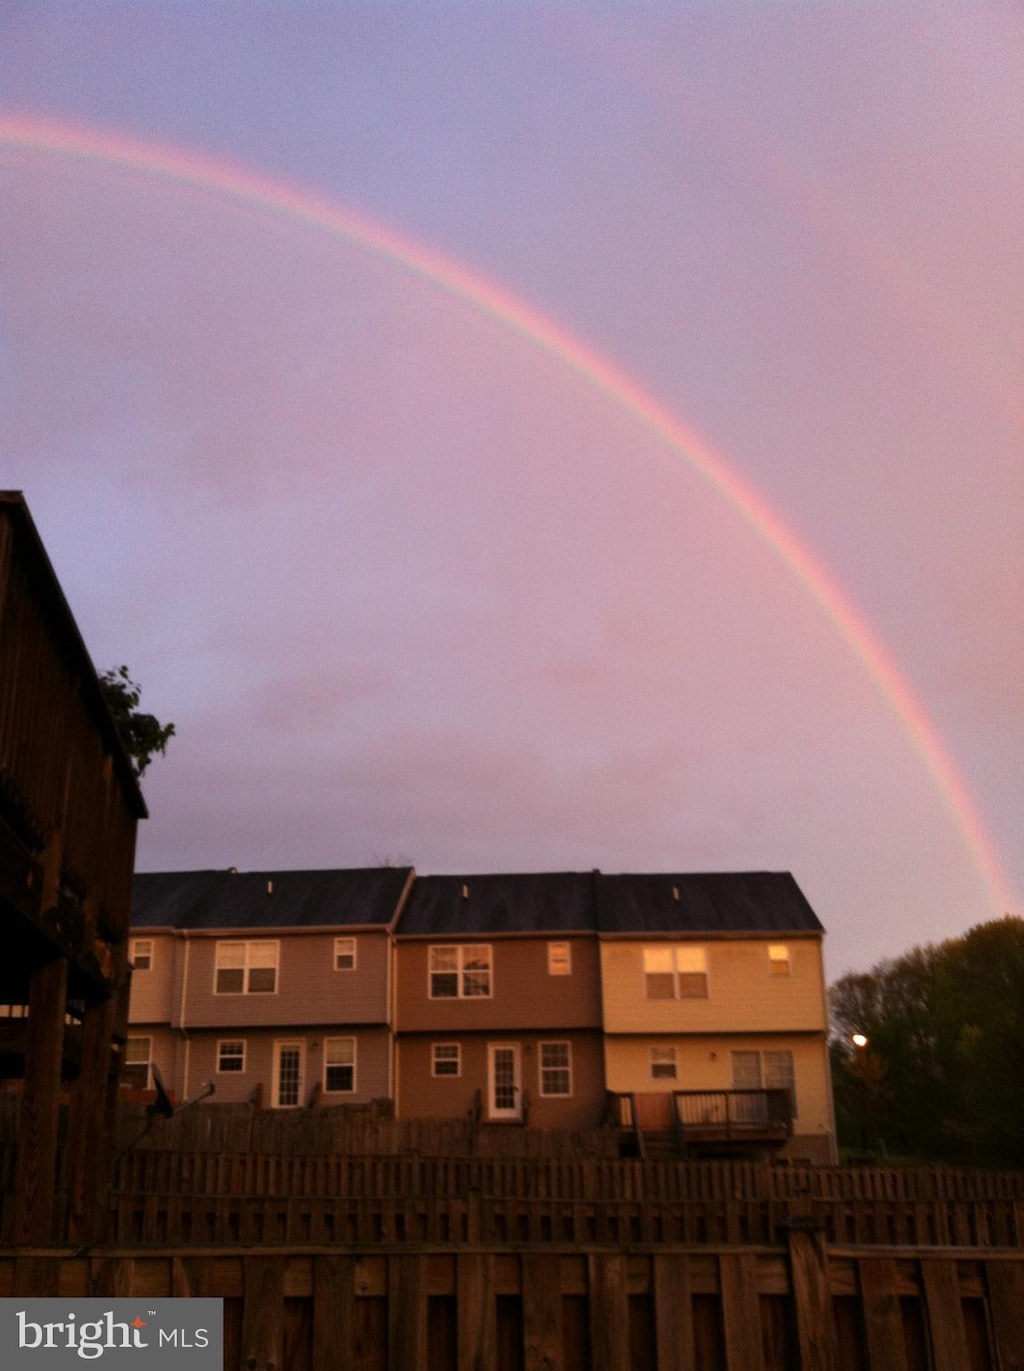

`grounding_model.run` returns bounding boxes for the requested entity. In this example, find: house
[129,866,413,1108]
[392,873,605,1130]
[597,872,837,1162]
[0,491,147,1241]
[127,864,838,1161]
